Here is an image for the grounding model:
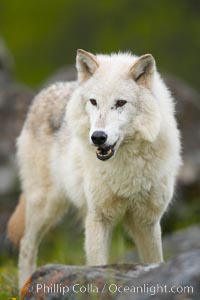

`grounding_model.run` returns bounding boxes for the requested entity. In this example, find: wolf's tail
[7,193,26,247]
